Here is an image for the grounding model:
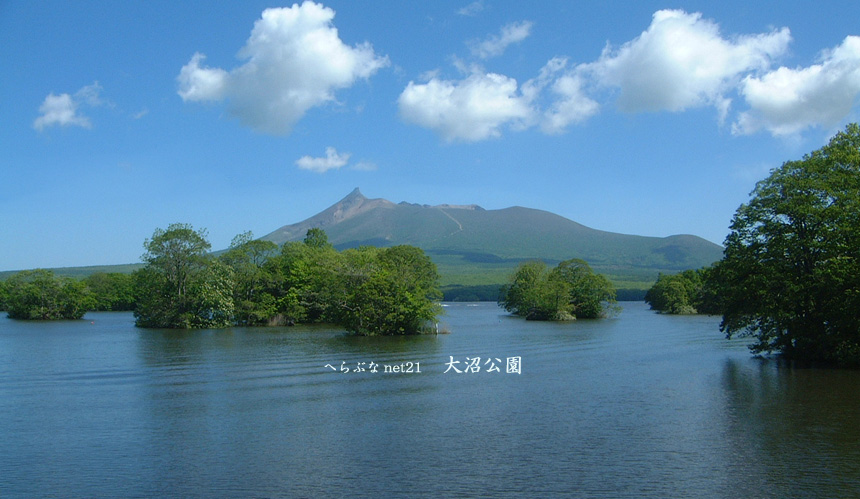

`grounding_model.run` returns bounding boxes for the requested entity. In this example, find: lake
[1,302,859,498]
